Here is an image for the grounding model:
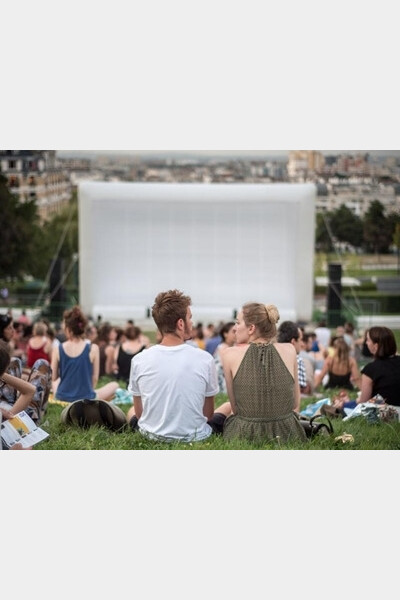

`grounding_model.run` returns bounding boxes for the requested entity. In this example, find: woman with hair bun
[221,302,306,443]
[51,305,118,403]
